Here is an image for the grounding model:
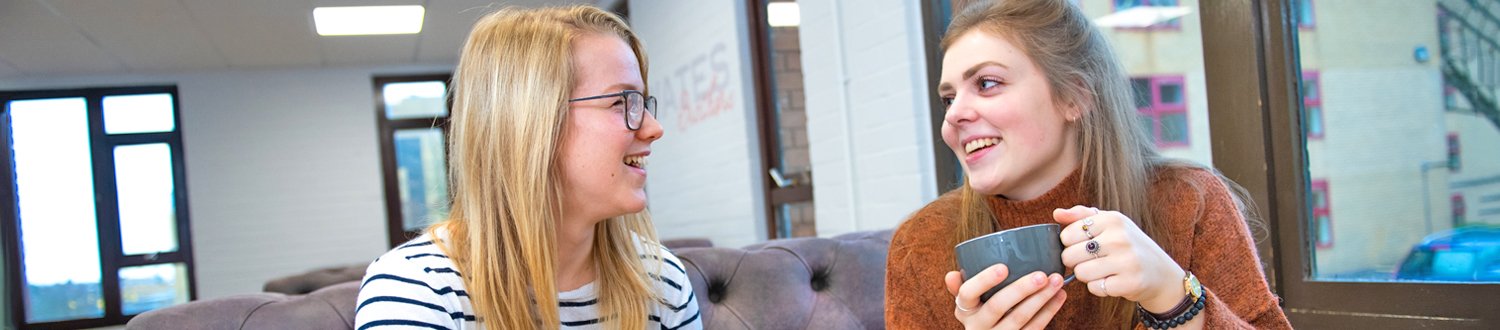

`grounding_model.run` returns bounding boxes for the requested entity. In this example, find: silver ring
[1082,218,1096,239]
[1101,277,1110,296]
[955,297,974,313]
[1086,240,1101,258]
